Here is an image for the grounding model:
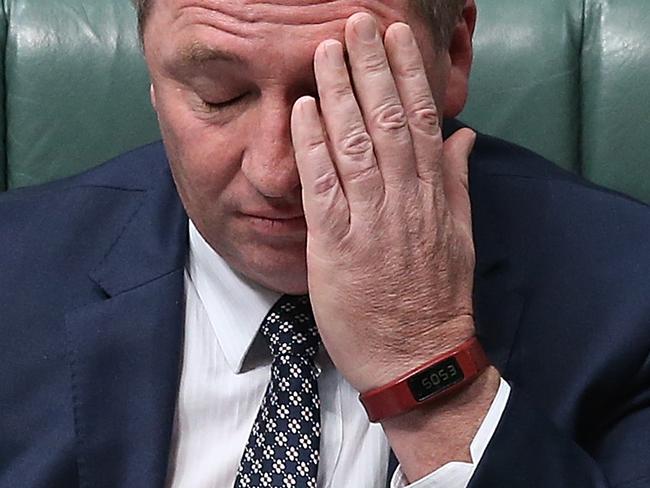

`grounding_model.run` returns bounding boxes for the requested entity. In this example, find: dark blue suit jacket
[1,127,649,487]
